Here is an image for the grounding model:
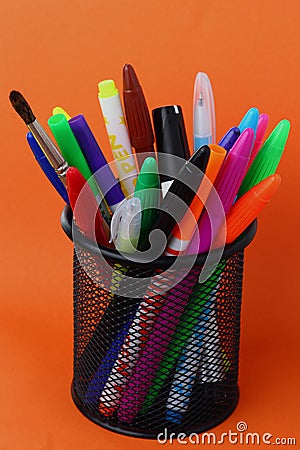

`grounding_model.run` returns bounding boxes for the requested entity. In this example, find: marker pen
[187,128,254,254]
[153,105,190,196]
[238,119,290,197]
[165,145,226,256]
[247,113,269,168]
[98,80,138,197]
[123,64,155,168]
[227,174,281,243]
[69,114,125,212]
[238,107,259,135]
[218,127,240,152]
